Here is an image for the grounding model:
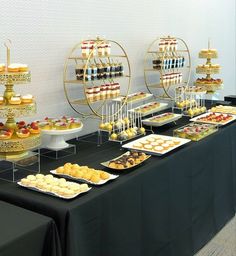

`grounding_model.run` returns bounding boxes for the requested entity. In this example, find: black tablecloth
[0,200,61,256]
[0,115,235,256]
